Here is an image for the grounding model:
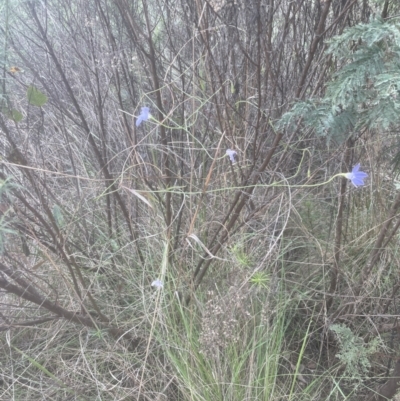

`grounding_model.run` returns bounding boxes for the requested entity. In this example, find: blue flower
[344,164,368,187]
[151,279,163,289]
[136,107,150,127]
[226,149,237,163]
